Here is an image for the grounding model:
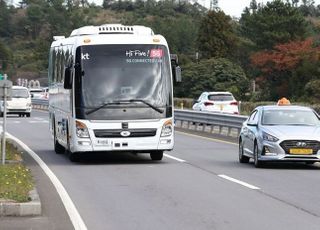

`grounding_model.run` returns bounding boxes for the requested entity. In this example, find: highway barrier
[31,99,49,110]
[31,99,248,138]
[174,109,248,138]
